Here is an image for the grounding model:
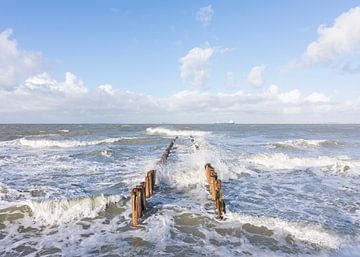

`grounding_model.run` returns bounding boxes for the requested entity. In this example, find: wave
[17,137,130,148]
[226,212,343,249]
[58,129,69,133]
[269,139,340,149]
[246,153,360,175]
[146,127,209,137]
[26,194,124,225]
